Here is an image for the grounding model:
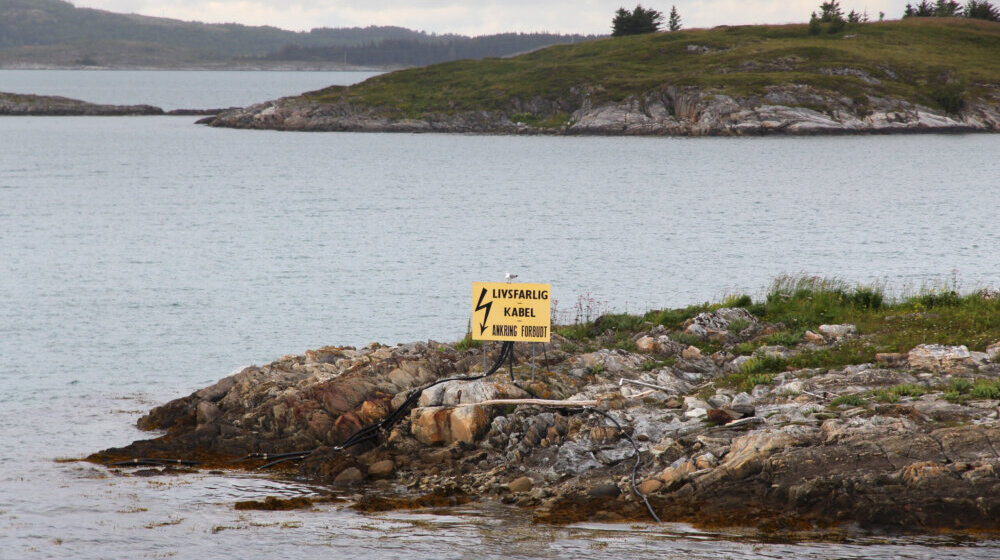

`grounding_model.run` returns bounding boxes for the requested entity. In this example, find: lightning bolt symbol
[475,287,492,335]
